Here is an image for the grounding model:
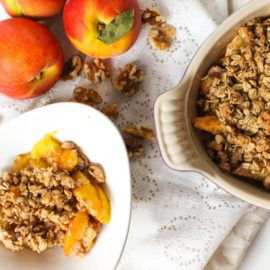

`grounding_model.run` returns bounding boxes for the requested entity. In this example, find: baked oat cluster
[194,17,270,189]
[0,167,76,253]
[0,135,110,256]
